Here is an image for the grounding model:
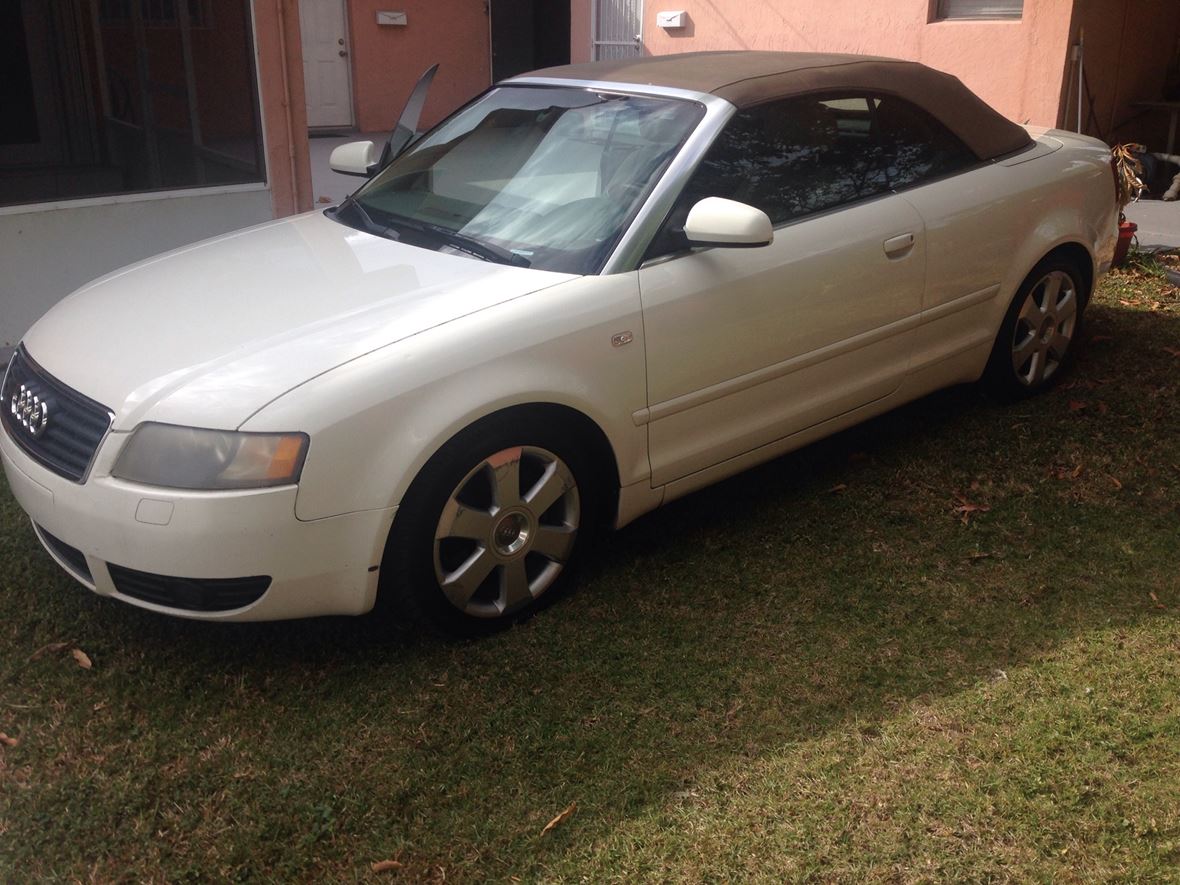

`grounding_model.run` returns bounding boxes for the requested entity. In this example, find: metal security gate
[592,0,643,61]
